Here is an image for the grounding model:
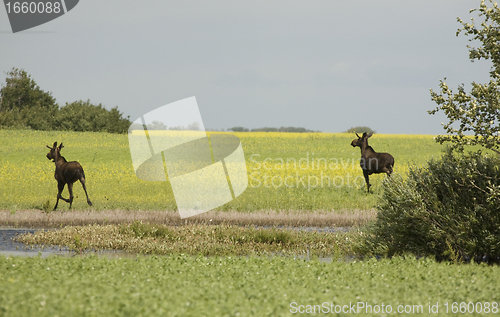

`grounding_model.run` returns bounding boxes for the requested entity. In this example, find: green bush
[363,149,500,263]
[56,100,130,133]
